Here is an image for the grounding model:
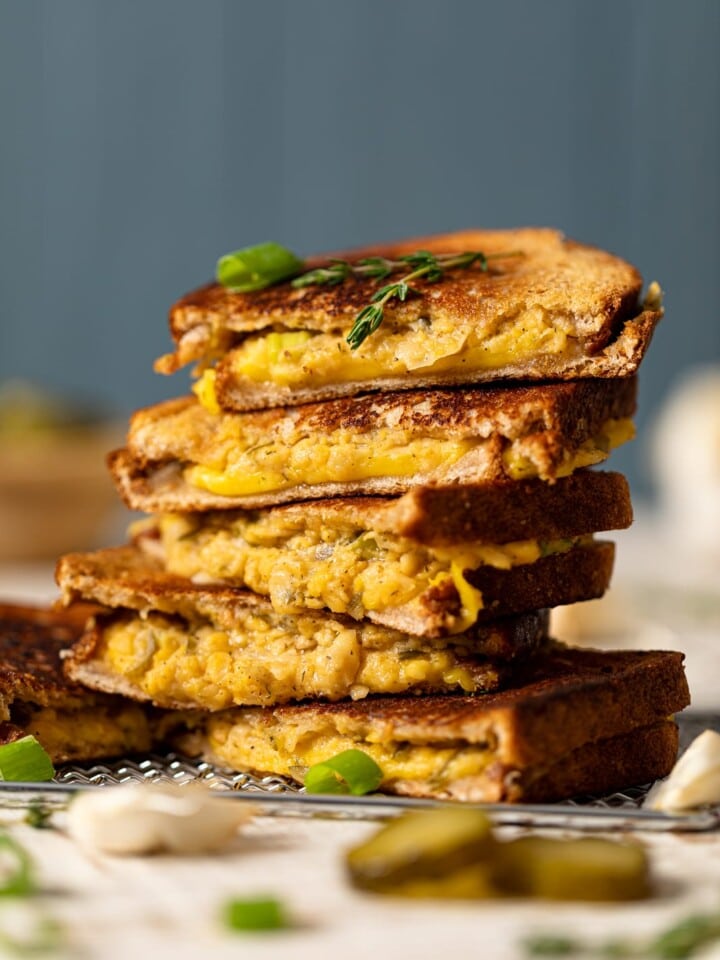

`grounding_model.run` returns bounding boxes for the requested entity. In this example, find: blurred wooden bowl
[0,427,123,561]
